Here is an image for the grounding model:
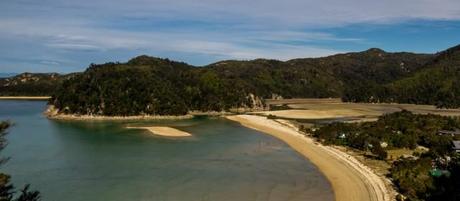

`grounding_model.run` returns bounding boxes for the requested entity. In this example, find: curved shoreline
[226,114,391,201]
